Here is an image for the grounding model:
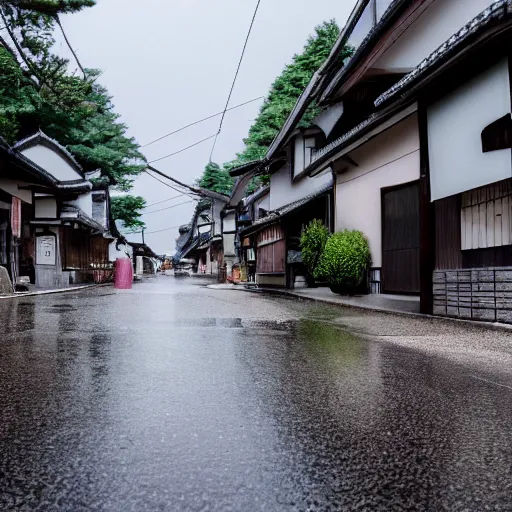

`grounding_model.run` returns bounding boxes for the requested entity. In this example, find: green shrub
[300,219,330,275]
[316,230,370,288]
